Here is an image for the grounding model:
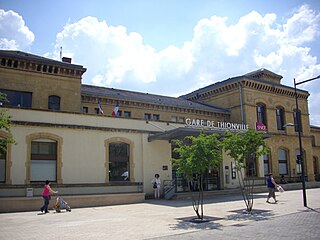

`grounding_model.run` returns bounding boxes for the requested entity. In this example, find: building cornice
[0,50,86,78]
